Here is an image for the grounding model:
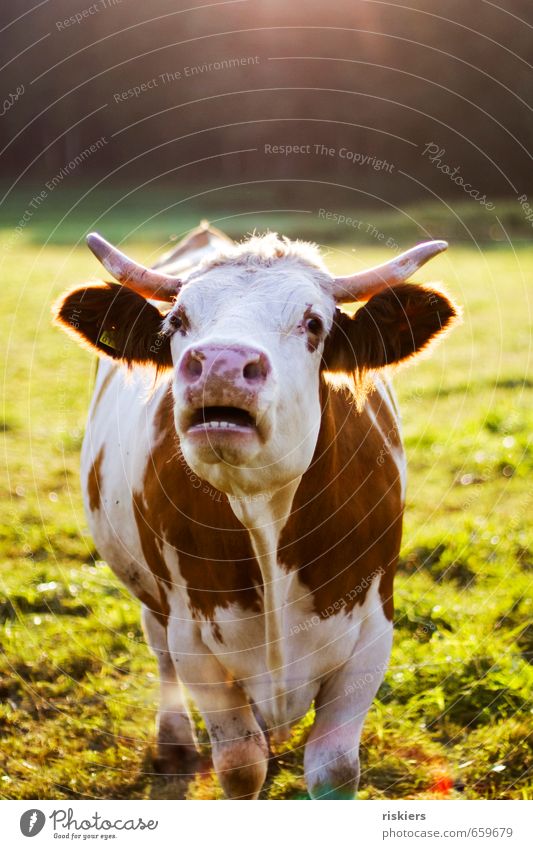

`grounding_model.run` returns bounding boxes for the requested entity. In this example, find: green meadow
[1,199,532,799]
